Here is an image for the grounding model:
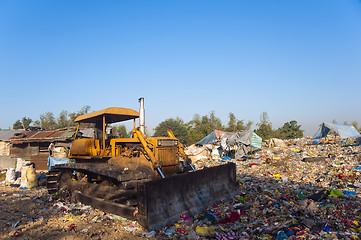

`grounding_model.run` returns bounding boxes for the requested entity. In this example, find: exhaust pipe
[139,97,145,134]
